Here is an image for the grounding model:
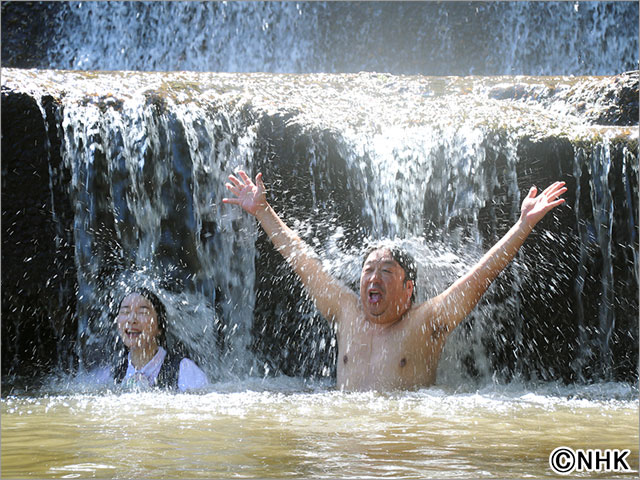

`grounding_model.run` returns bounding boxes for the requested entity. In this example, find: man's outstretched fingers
[238,170,252,184]
[224,182,240,196]
[546,182,567,200]
[222,196,240,205]
[228,173,247,188]
[546,181,566,195]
